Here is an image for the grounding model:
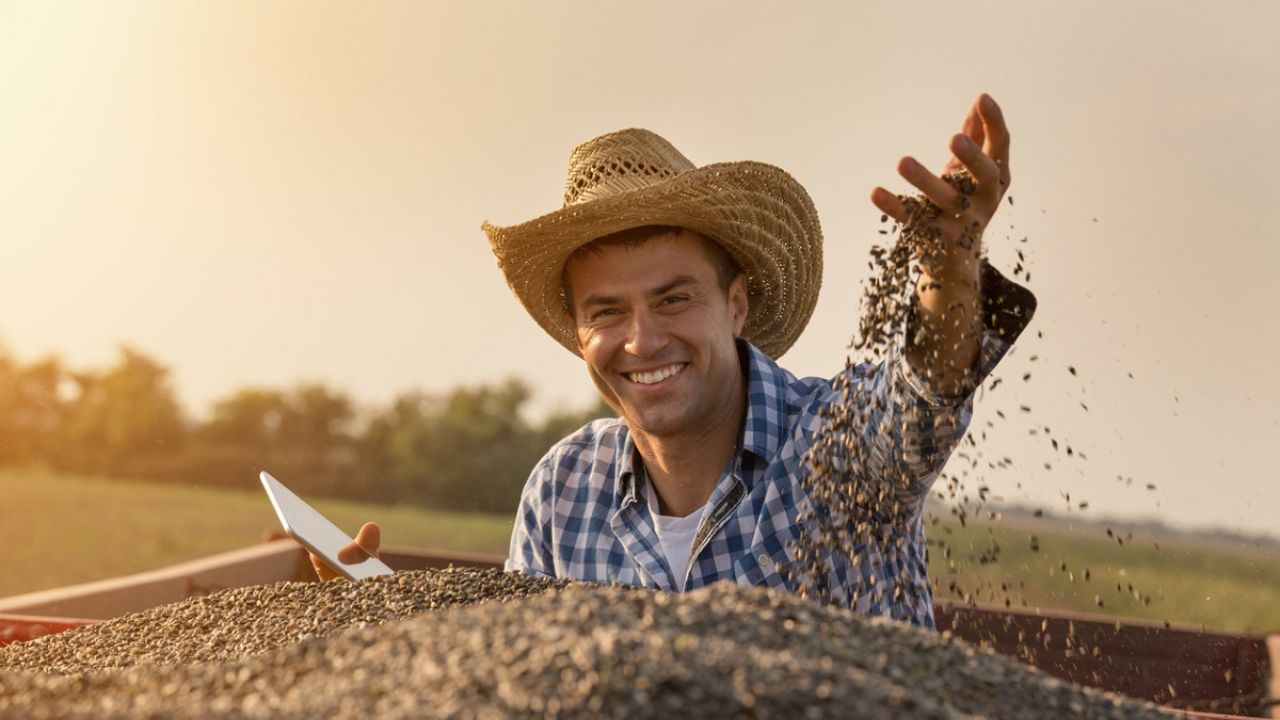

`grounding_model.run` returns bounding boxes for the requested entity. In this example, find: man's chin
[621,405,687,438]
